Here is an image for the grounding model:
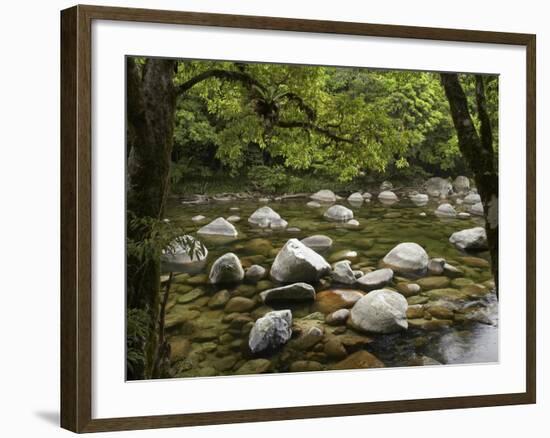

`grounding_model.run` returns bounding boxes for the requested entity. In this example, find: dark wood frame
[61,4,537,433]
